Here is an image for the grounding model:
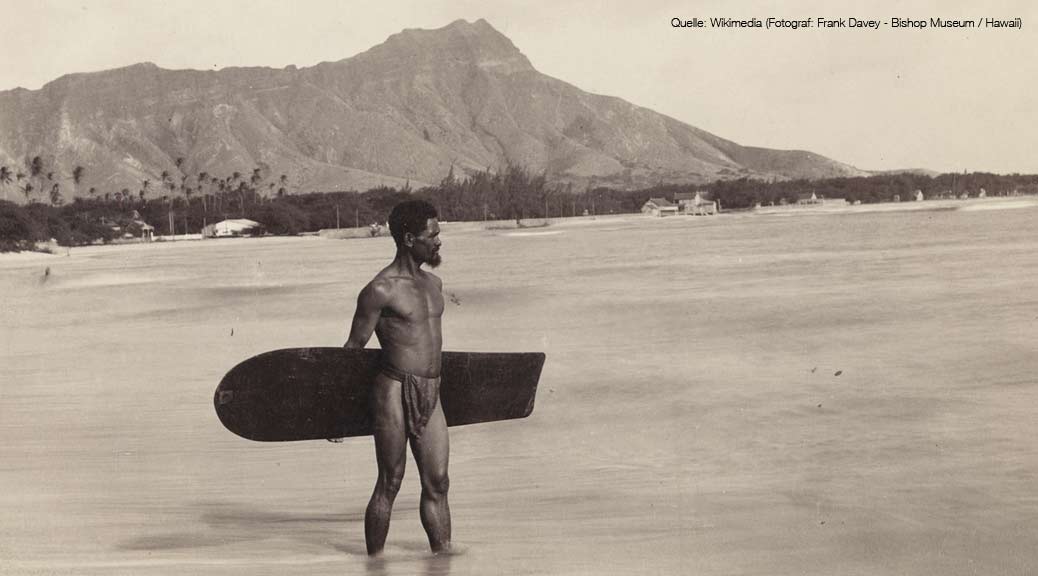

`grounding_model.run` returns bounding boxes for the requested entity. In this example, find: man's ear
[403,232,415,247]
